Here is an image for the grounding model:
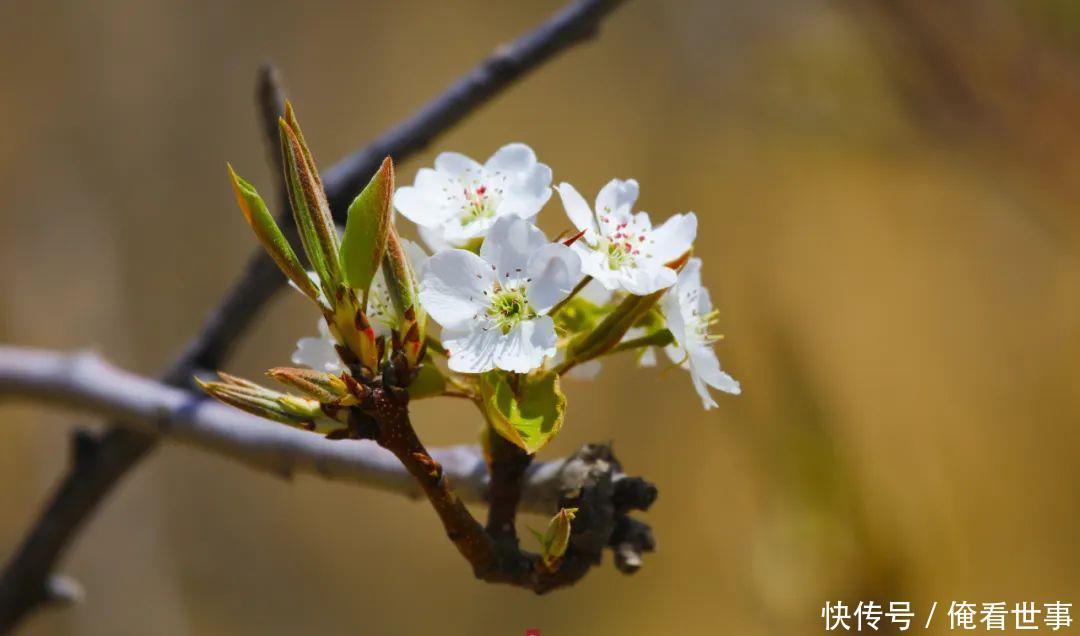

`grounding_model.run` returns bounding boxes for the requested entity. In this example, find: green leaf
[407,357,447,400]
[227,164,320,303]
[532,507,578,571]
[279,111,342,292]
[481,371,566,454]
[341,157,394,303]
